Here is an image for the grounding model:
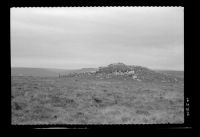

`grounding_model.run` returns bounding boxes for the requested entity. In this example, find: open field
[11,75,184,124]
